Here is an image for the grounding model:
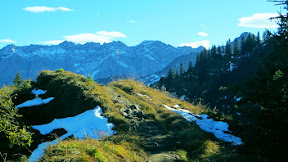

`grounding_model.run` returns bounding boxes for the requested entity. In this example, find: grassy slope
[14,70,244,161]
